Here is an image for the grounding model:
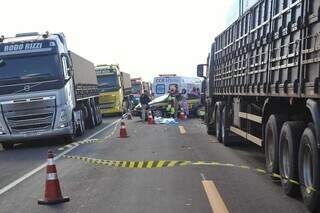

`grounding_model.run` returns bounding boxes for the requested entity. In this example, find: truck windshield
[132,84,141,94]
[97,74,120,92]
[0,54,61,85]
